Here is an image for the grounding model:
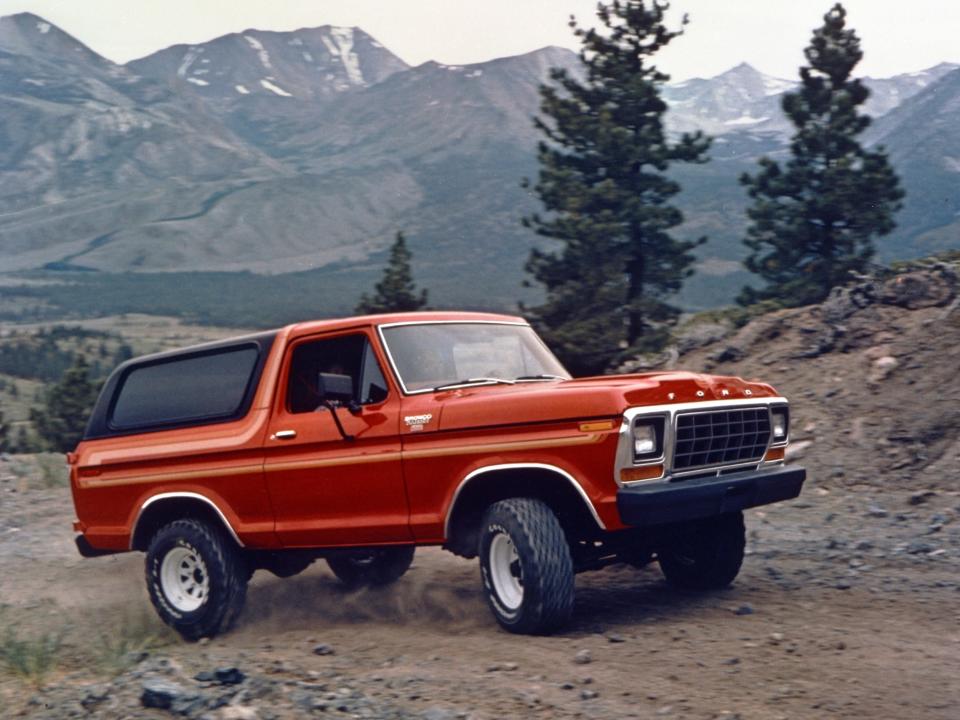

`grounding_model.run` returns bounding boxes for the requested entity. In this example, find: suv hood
[424,371,778,433]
